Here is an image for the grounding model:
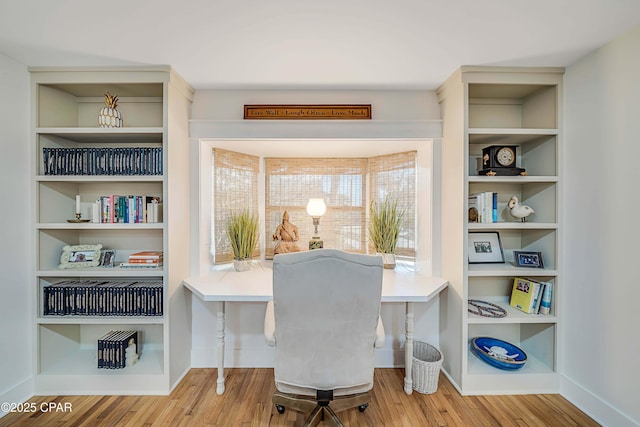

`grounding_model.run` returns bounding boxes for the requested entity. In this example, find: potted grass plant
[226,210,260,272]
[368,195,405,269]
